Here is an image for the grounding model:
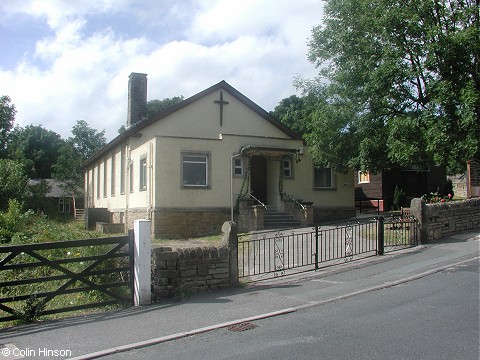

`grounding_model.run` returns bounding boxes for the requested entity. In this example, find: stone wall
[152,208,230,239]
[411,197,480,243]
[237,201,264,233]
[152,246,230,299]
[284,202,313,226]
[151,221,238,299]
